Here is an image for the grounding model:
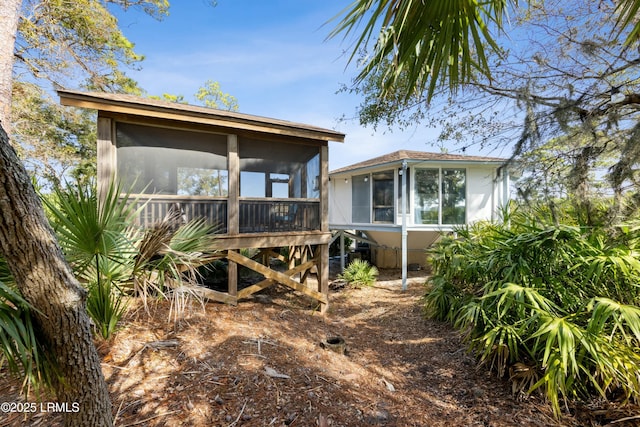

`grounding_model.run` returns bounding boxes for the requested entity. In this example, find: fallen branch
[227,399,248,427]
